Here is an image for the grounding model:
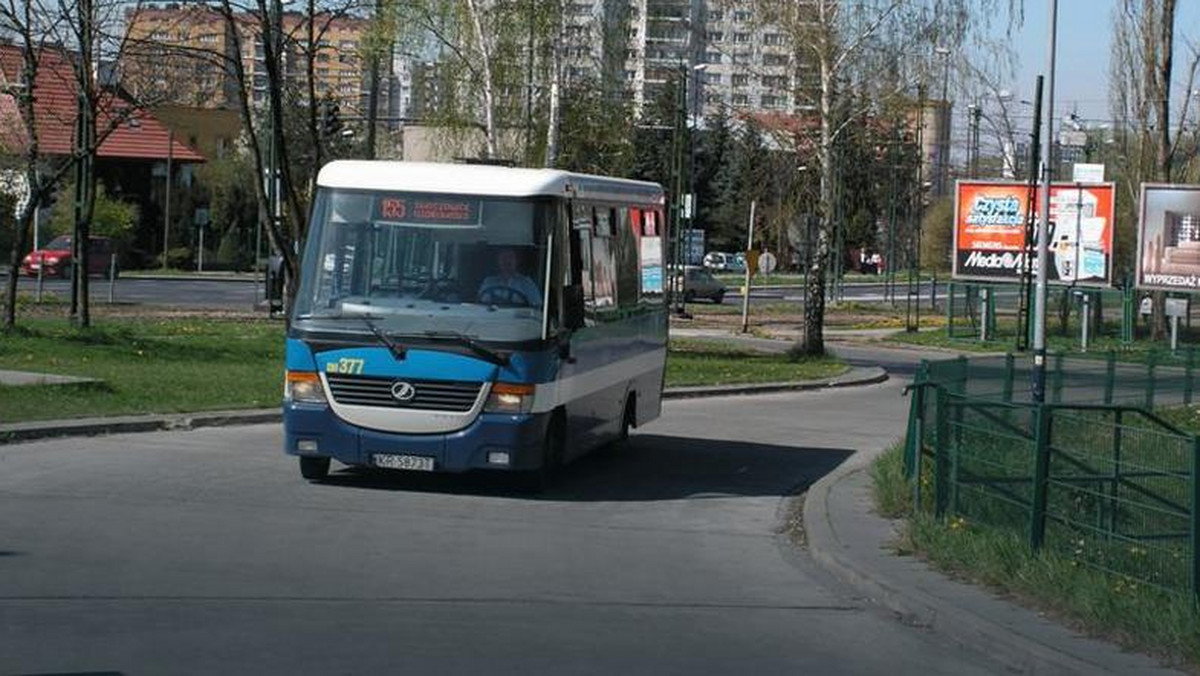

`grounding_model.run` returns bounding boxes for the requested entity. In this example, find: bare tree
[743,0,1013,356]
[1110,0,1200,339]
[0,0,160,329]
